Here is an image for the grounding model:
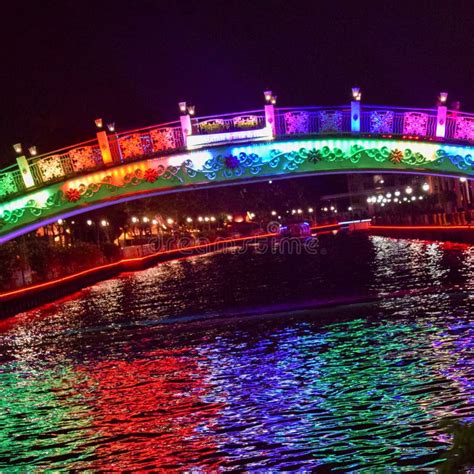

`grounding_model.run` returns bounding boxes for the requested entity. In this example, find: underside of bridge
[1,136,473,243]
